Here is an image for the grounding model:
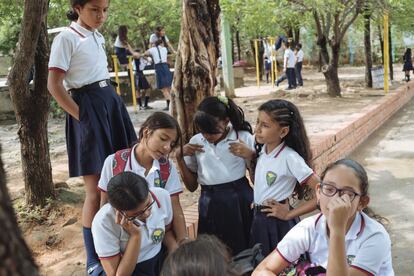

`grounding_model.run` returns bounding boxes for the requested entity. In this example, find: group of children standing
[47,0,394,275]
